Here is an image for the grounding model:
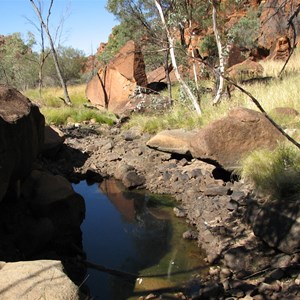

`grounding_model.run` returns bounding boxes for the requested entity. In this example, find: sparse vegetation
[24,84,117,125]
